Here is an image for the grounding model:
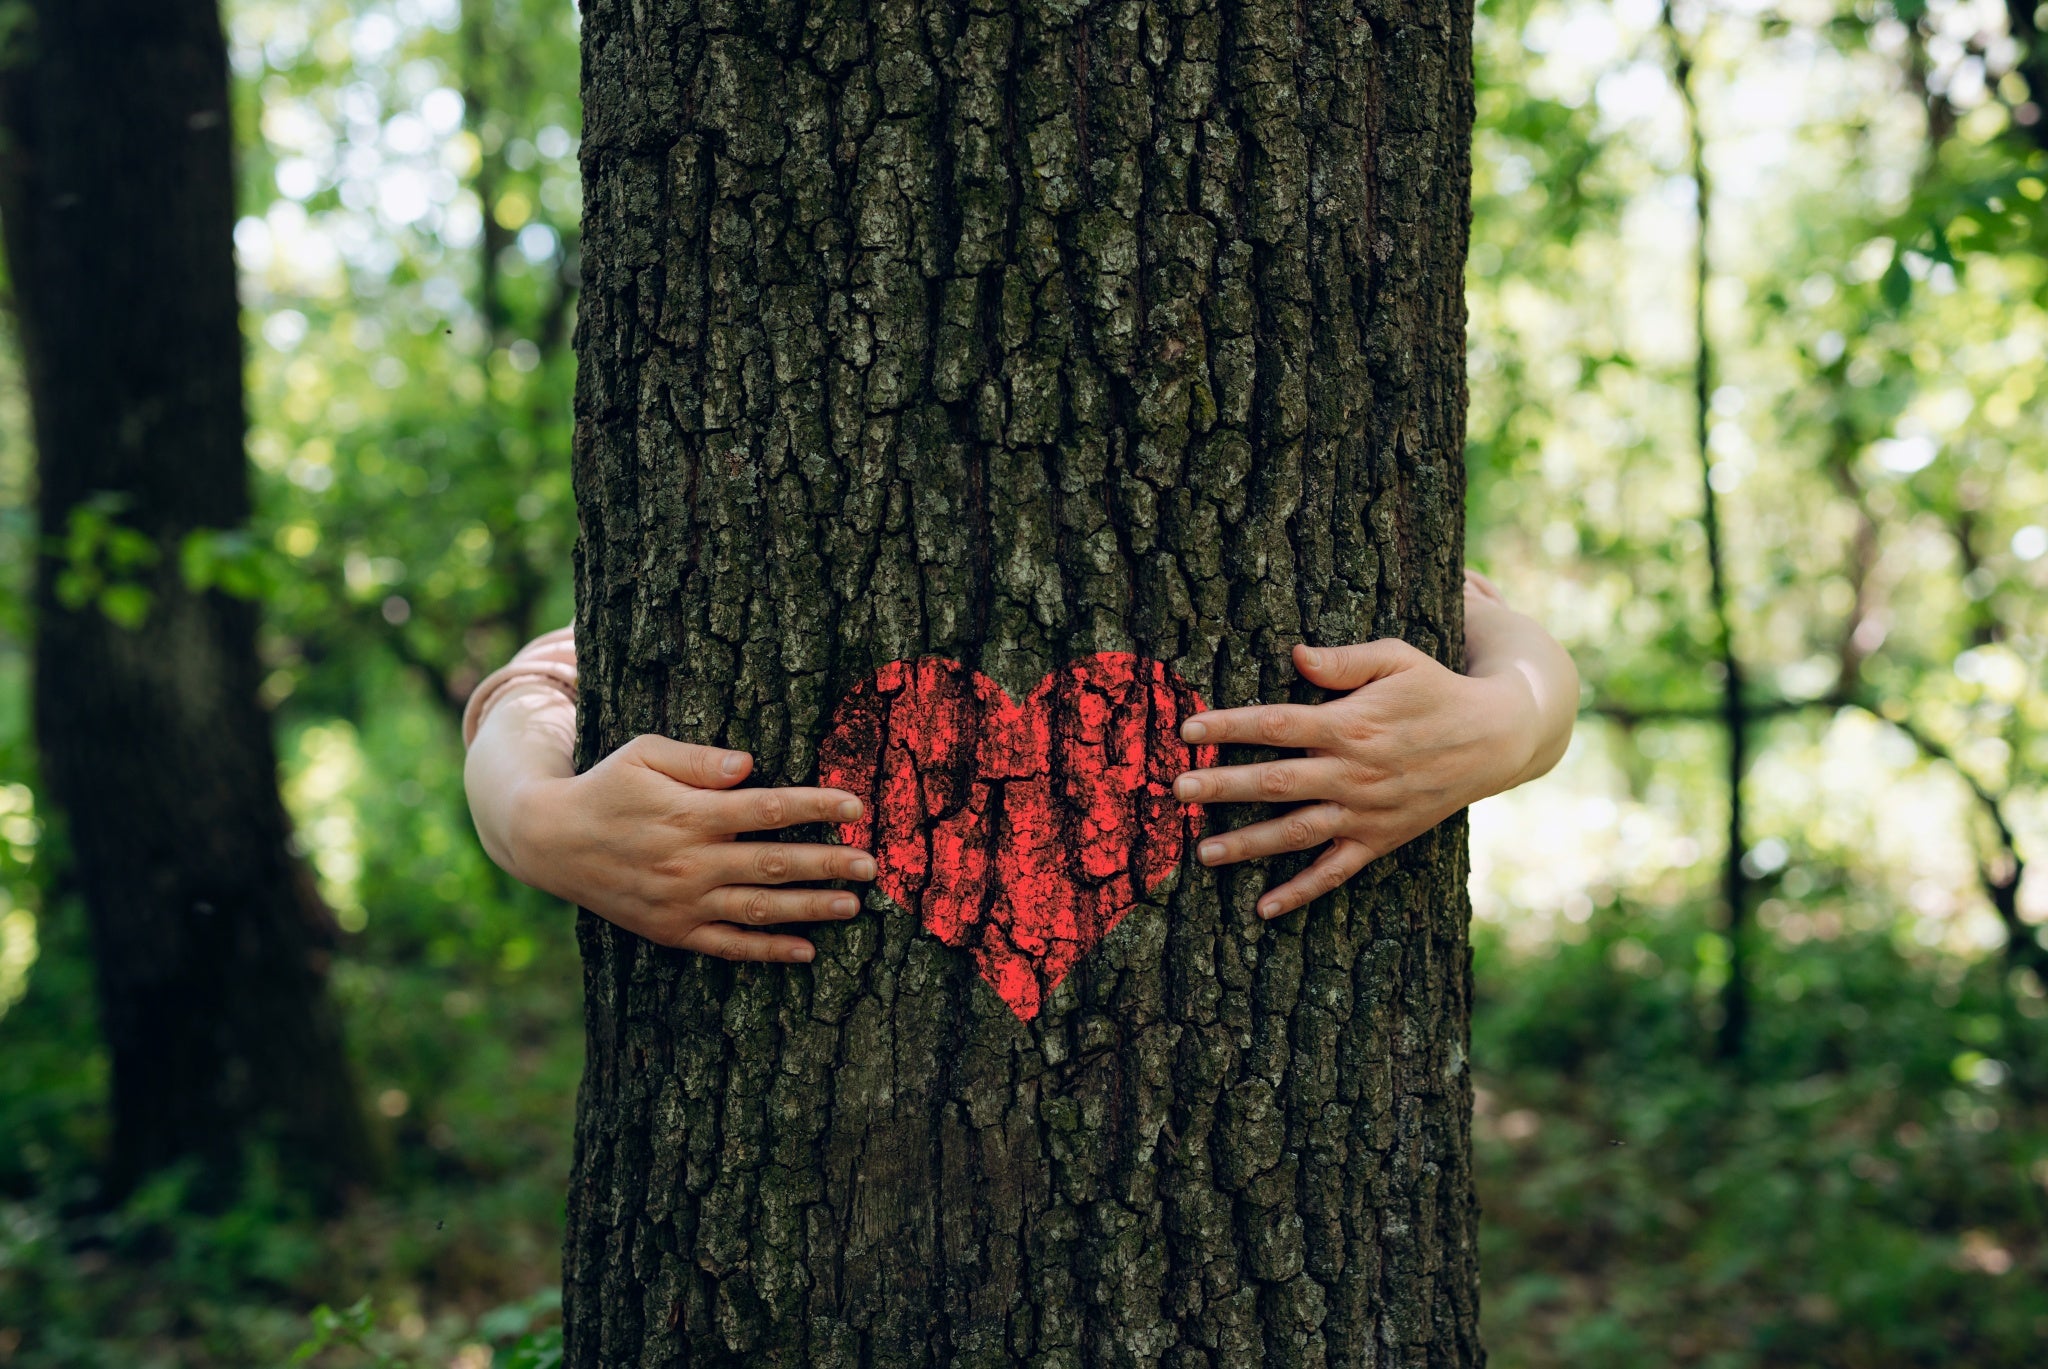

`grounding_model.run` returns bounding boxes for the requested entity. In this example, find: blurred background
[0,0,2043,1364]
